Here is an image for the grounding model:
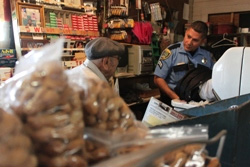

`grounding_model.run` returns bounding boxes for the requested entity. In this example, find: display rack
[104,4,134,42]
[10,1,99,68]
